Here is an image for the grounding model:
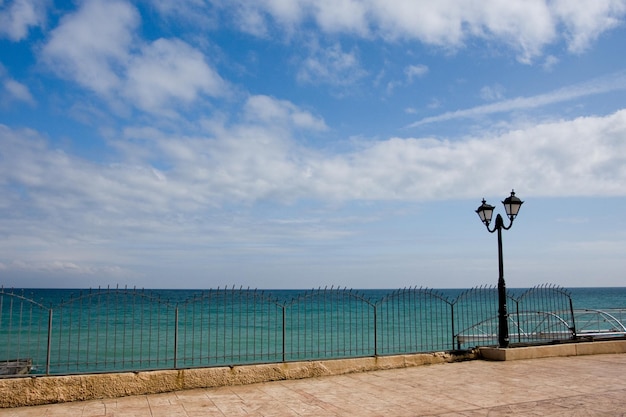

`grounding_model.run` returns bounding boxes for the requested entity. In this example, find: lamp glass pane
[507,202,521,217]
[476,201,494,225]
[502,191,523,219]
[482,208,493,223]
